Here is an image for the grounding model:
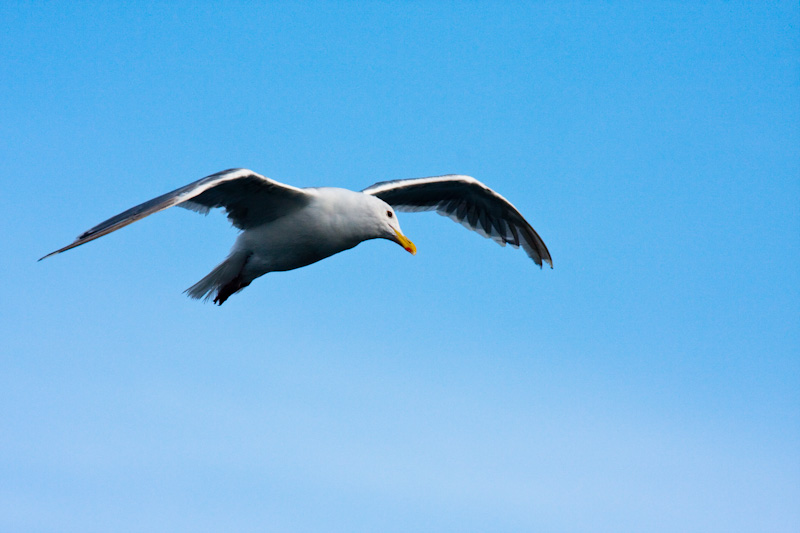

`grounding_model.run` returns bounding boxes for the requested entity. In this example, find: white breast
[234,188,378,274]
